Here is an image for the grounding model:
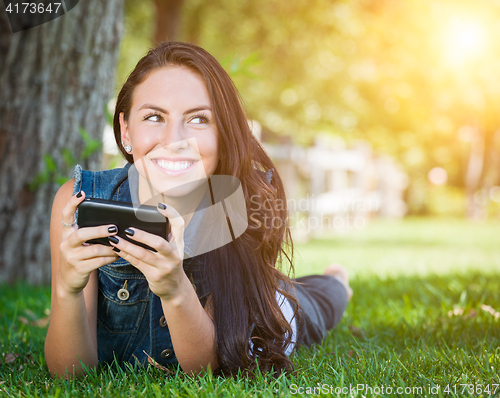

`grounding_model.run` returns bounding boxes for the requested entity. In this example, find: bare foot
[324,263,353,301]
